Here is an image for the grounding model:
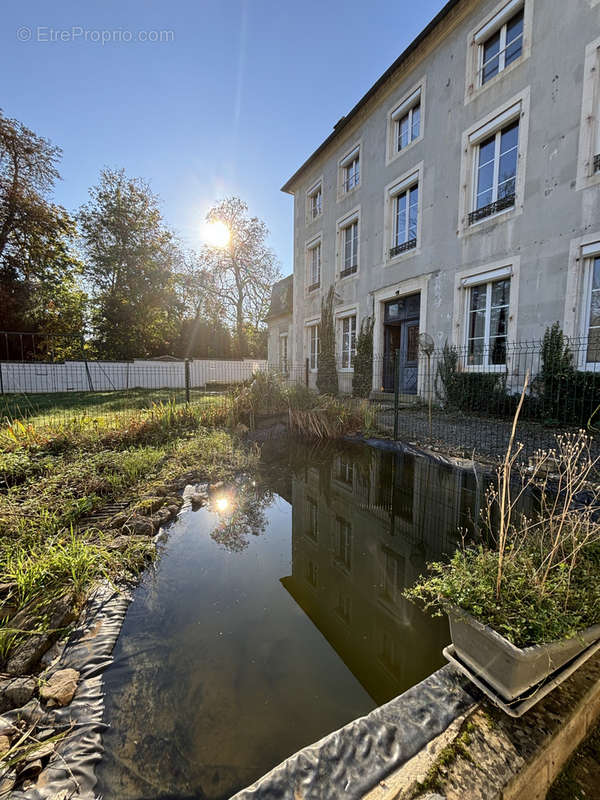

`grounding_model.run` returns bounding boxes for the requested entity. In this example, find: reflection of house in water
[281,444,485,705]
